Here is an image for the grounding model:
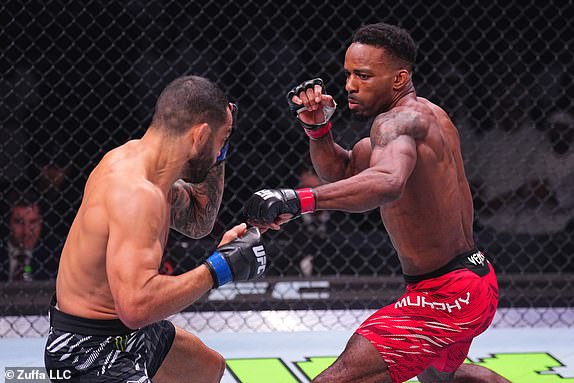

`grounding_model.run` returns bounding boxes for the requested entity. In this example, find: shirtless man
[44,75,268,382]
[245,23,510,383]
